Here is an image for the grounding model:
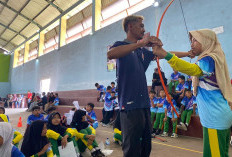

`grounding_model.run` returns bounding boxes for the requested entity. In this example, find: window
[101,0,129,20]
[66,23,84,37]
[40,78,50,93]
